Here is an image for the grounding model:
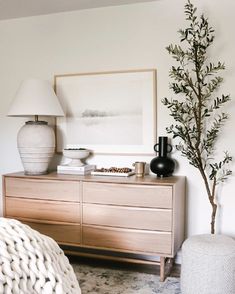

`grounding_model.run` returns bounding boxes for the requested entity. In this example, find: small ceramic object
[133,162,146,177]
[150,136,175,177]
[63,148,90,167]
